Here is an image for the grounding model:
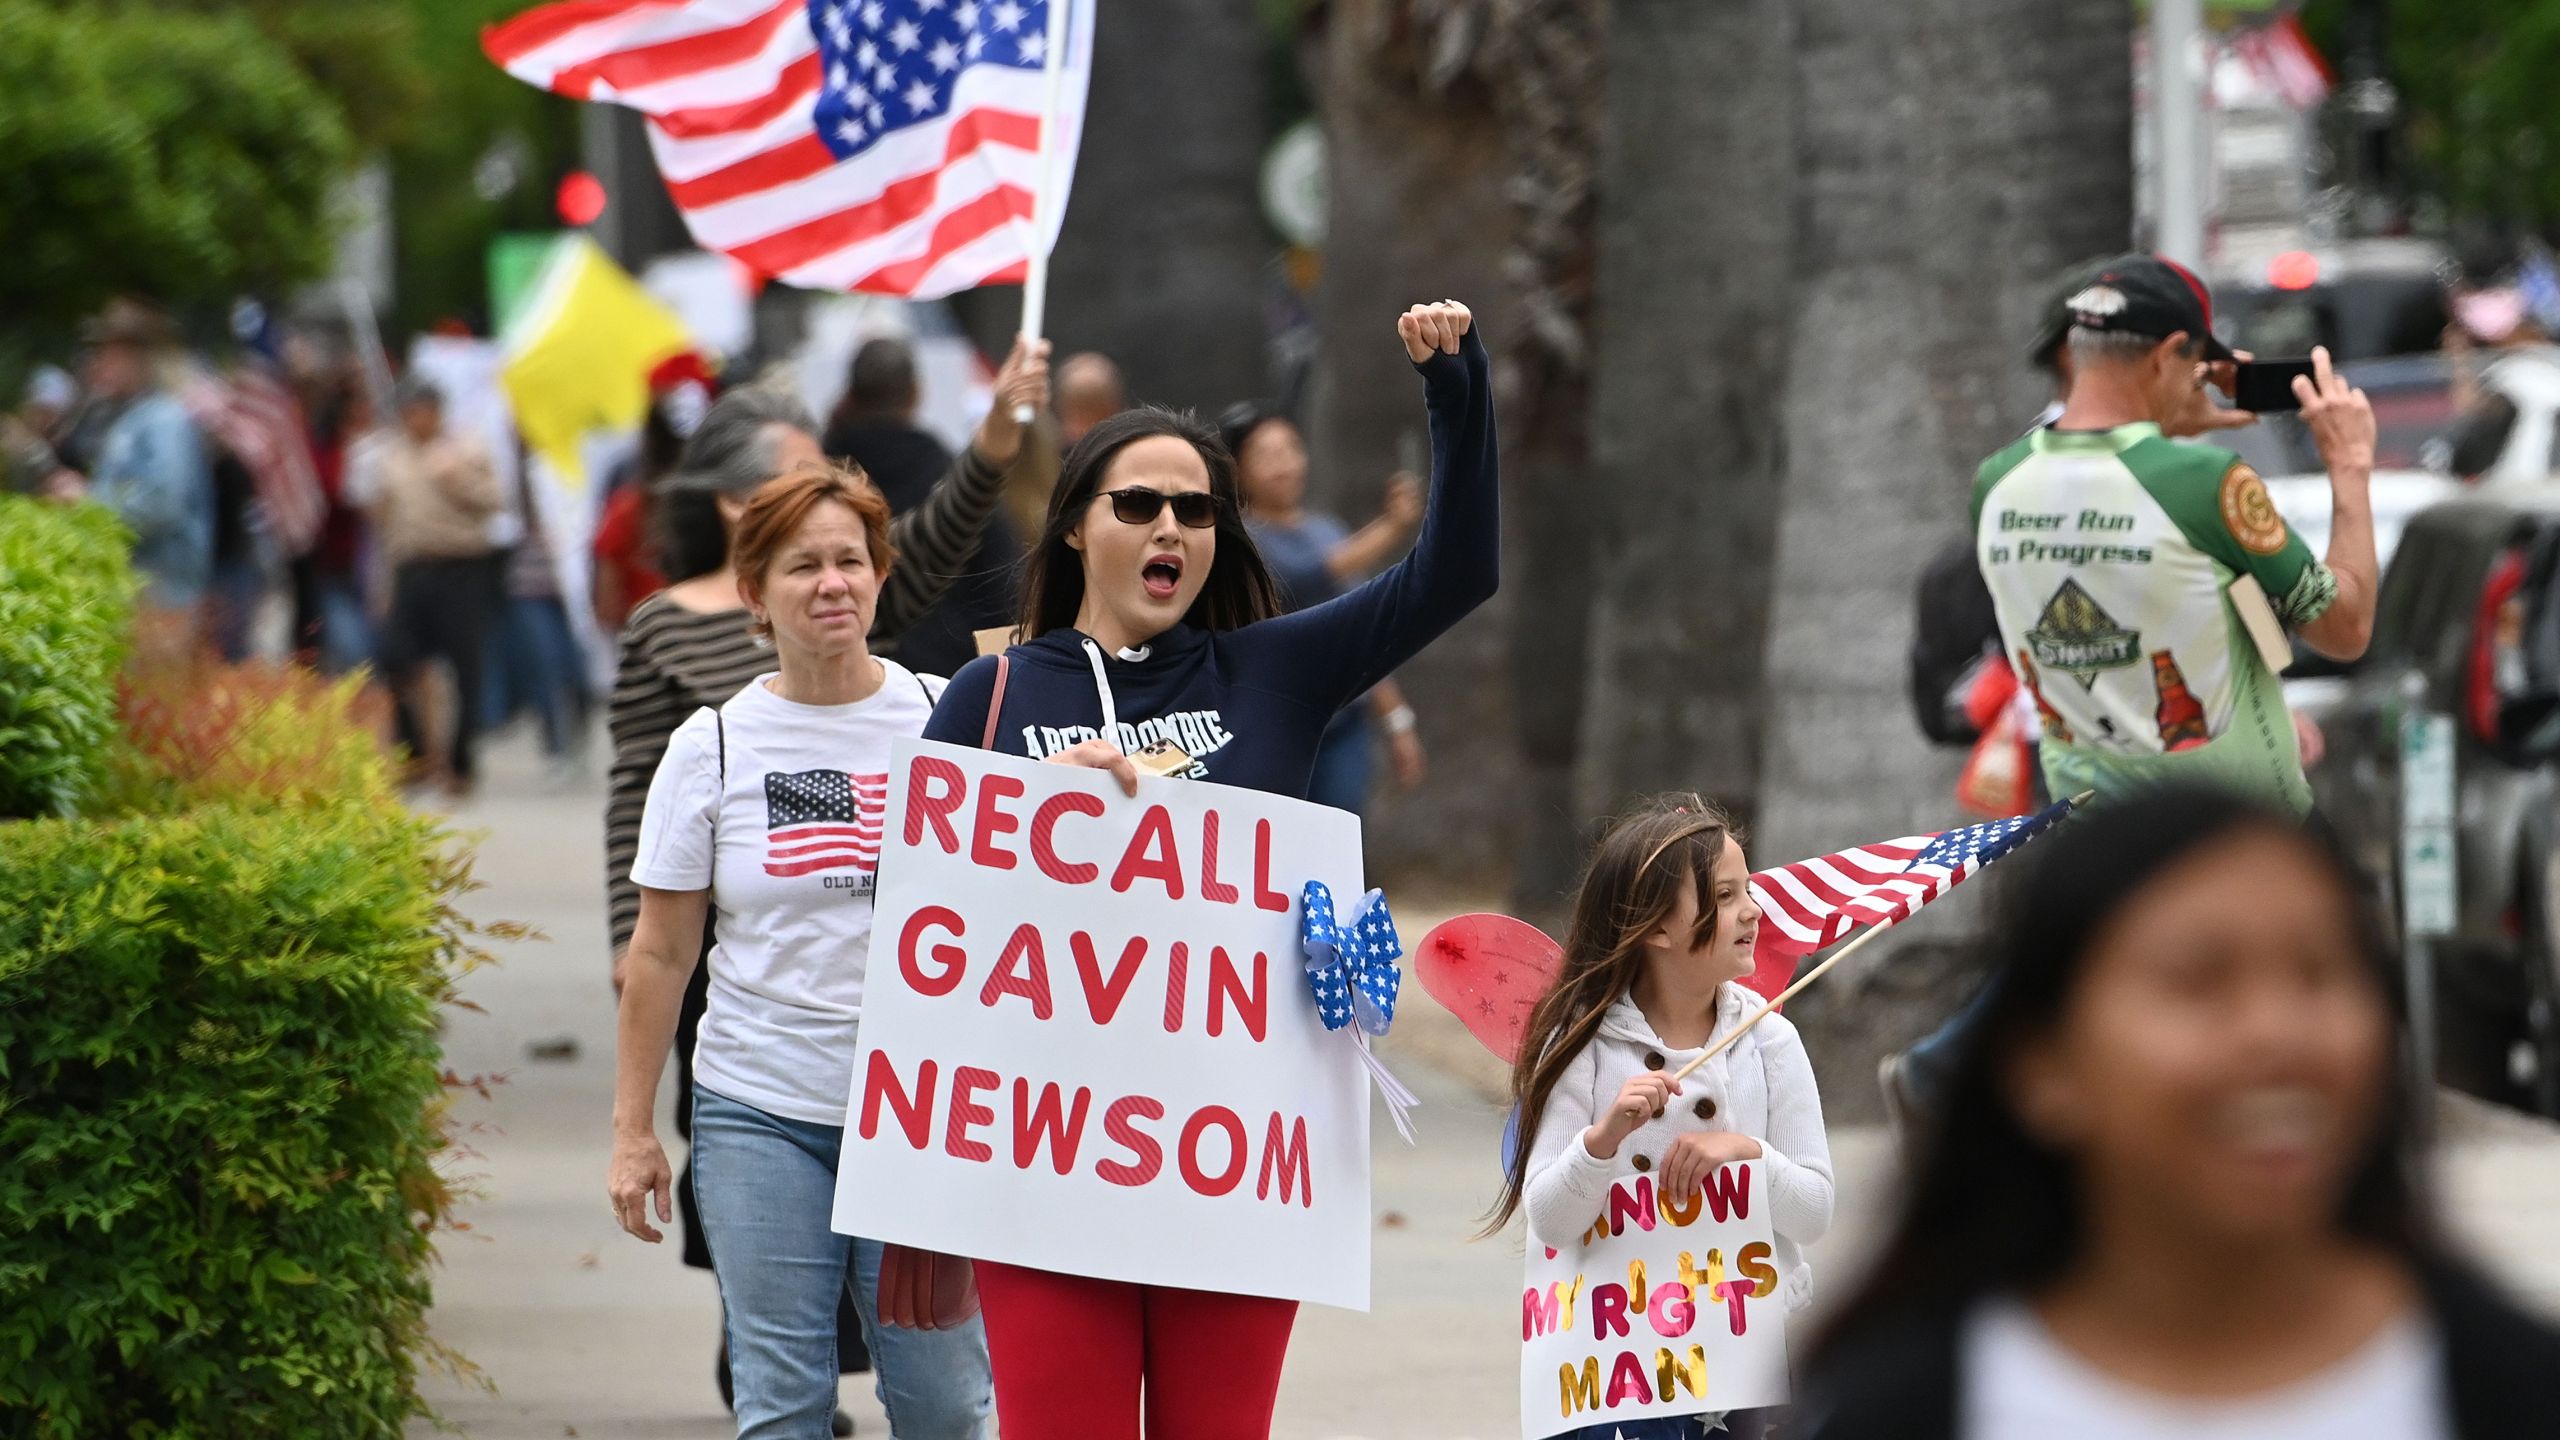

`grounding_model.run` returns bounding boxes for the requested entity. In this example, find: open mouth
[1141,554,1183,601]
